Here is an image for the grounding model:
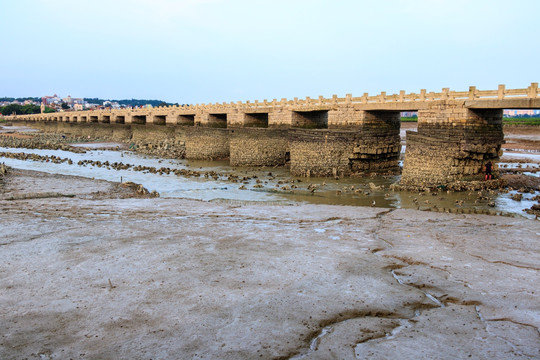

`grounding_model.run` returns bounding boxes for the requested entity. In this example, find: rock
[511,193,523,201]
